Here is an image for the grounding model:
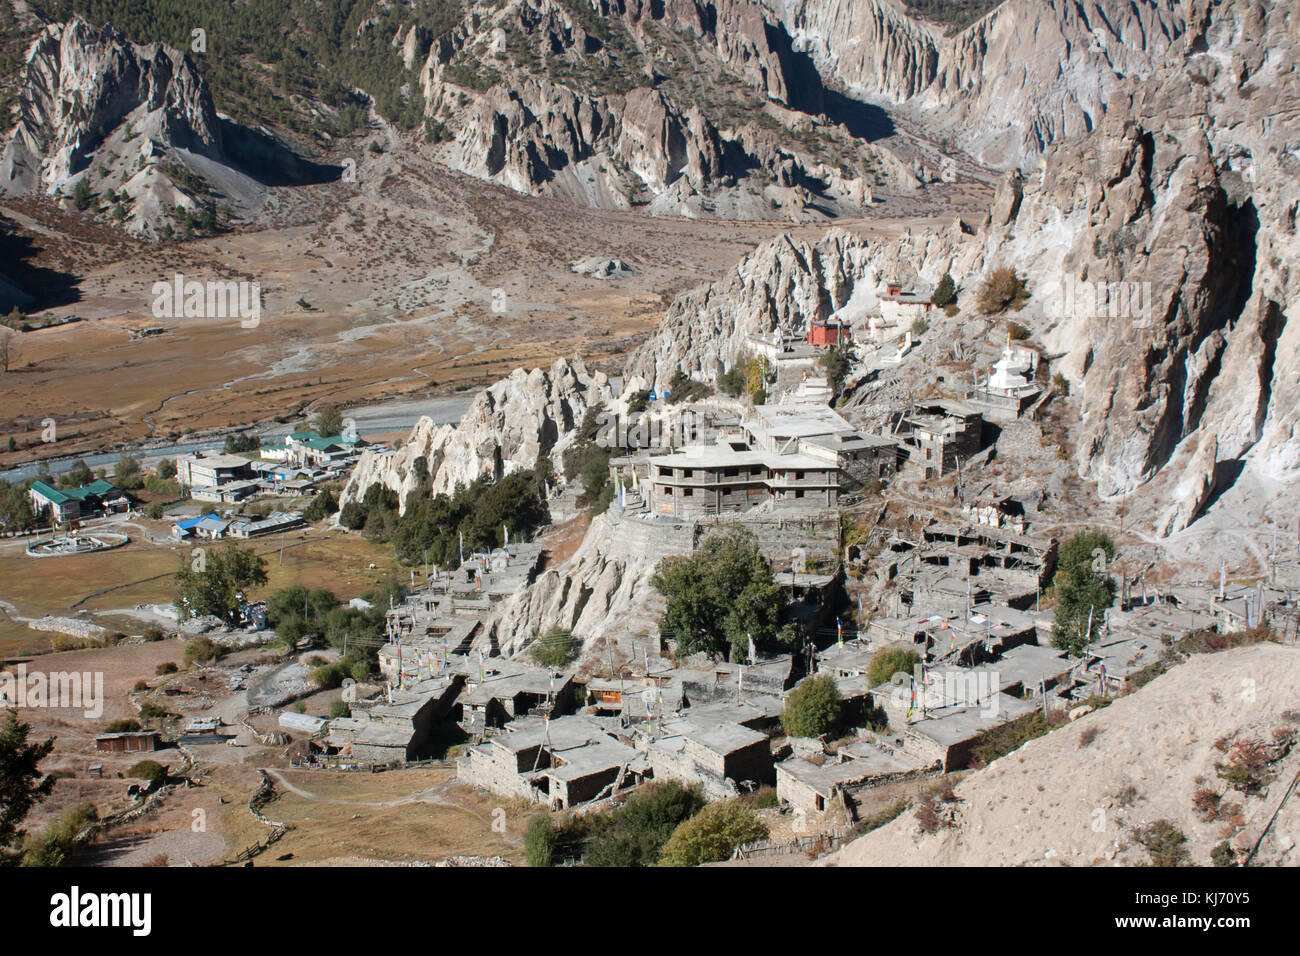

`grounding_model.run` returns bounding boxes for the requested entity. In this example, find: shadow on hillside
[221,120,345,187]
